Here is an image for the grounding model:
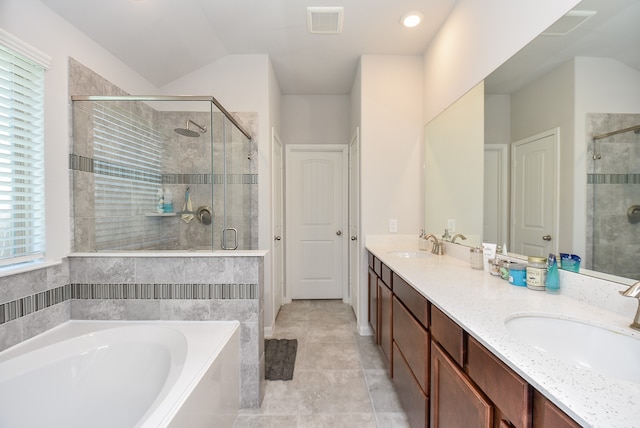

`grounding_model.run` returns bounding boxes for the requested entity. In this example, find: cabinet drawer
[467,336,532,428]
[374,256,382,277]
[381,263,392,289]
[392,272,429,328]
[430,305,464,366]
[533,390,580,428]
[393,343,428,428]
[393,296,429,392]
